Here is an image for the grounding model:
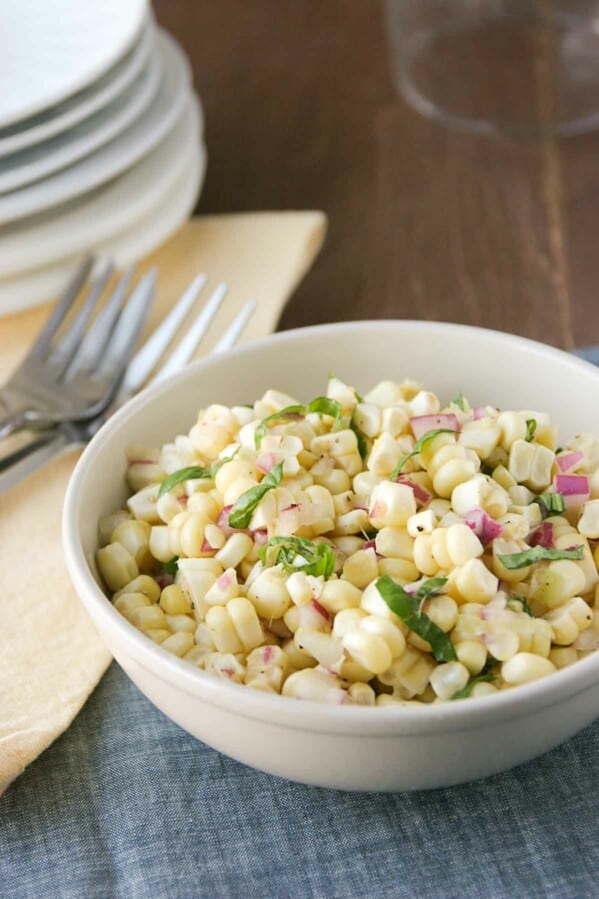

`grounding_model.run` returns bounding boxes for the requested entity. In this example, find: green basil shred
[158,452,239,498]
[452,658,498,699]
[525,419,537,442]
[228,463,283,529]
[506,594,534,616]
[497,545,583,569]
[260,536,335,579]
[376,575,457,662]
[389,428,456,480]
[451,391,466,411]
[163,557,179,576]
[158,465,212,498]
[533,492,566,517]
[254,397,344,449]
[350,411,368,459]
[452,673,496,700]
[254,405,306,449]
